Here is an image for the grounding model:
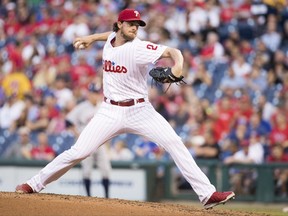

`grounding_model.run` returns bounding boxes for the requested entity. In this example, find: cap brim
[122,19,146,26]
